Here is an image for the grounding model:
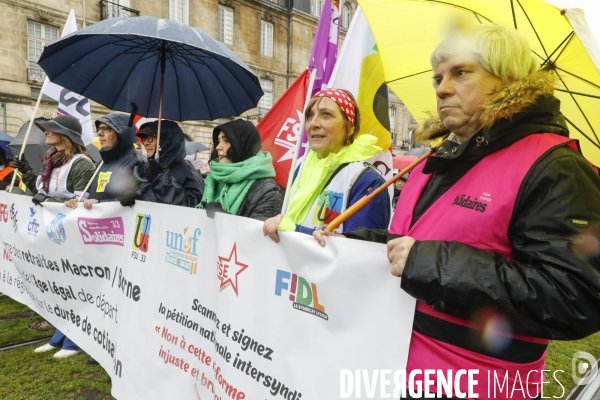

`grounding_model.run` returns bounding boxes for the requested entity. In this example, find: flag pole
[77,160,104,202]
[9,90,43,192]
[280,68,317,215]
